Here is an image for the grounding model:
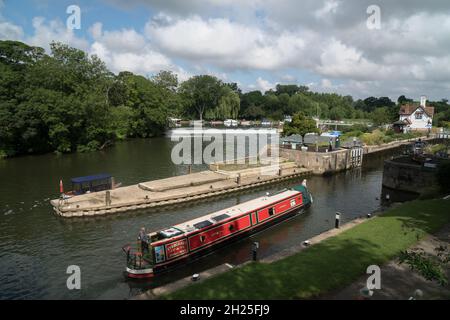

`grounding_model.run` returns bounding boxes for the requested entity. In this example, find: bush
[361,129,385,145]
[342,124,370,134]
[425,144,447,155]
